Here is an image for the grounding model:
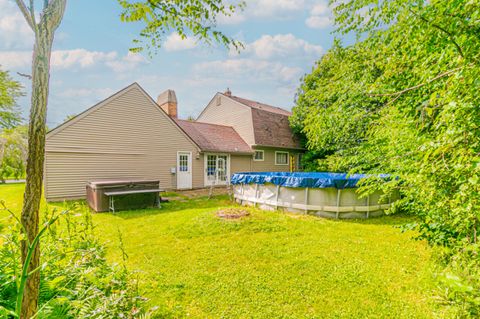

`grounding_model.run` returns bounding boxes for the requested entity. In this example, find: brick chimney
[224,88,232,97]
[157,89,177,118]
